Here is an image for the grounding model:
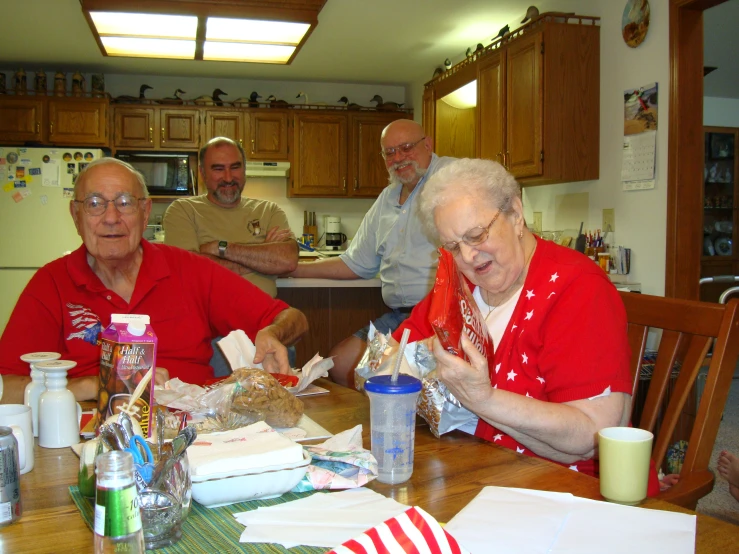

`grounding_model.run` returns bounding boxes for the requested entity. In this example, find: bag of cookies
[221,367,304,428]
